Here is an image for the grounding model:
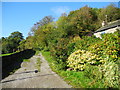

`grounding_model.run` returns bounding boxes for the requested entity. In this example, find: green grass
[23,59,30,62]
[59,71,92,88]
[41,51,56,71]
[41,51,52,63]
[9,68,18,75]
[41,51,85,88]
[41,50,107,88]
[36,58,41,72]
[0,52,15,56]
[35,50,41,55]
[0,51,20,56]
